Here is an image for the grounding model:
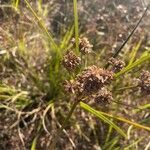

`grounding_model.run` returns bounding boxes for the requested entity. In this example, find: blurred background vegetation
[0,0,150,149]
